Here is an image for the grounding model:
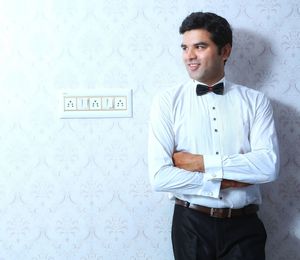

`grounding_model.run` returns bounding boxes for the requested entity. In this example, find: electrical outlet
[89,97,101,110]
[60,88,132,118]
[64,97,76,111]
[115,96,127,110]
